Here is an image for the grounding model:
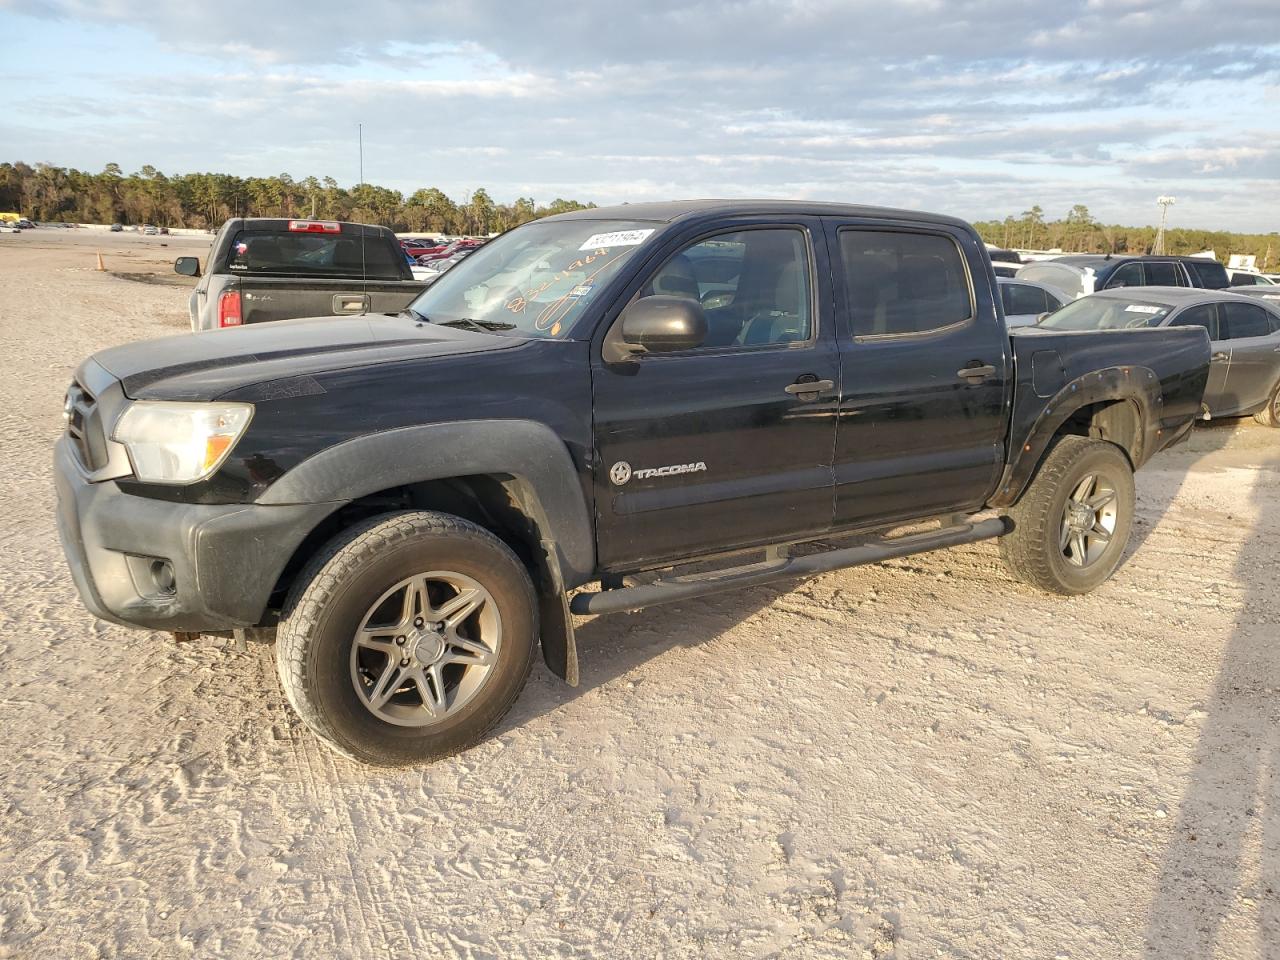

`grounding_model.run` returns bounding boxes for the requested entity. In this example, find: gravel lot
[0,228,1277,959]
